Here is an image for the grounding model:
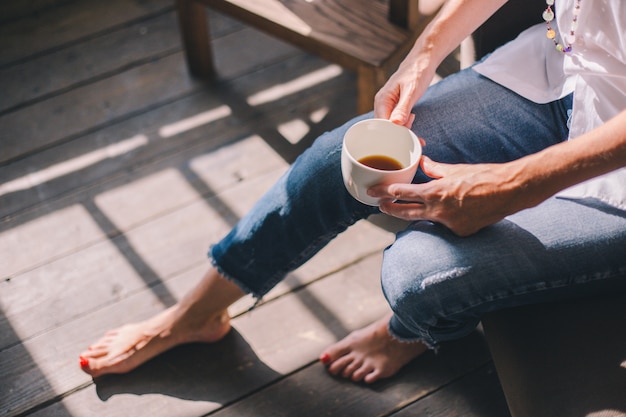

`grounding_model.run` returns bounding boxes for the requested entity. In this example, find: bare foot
[319,313,428,384]
[79,267,245,378]
[79,307,230,377]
